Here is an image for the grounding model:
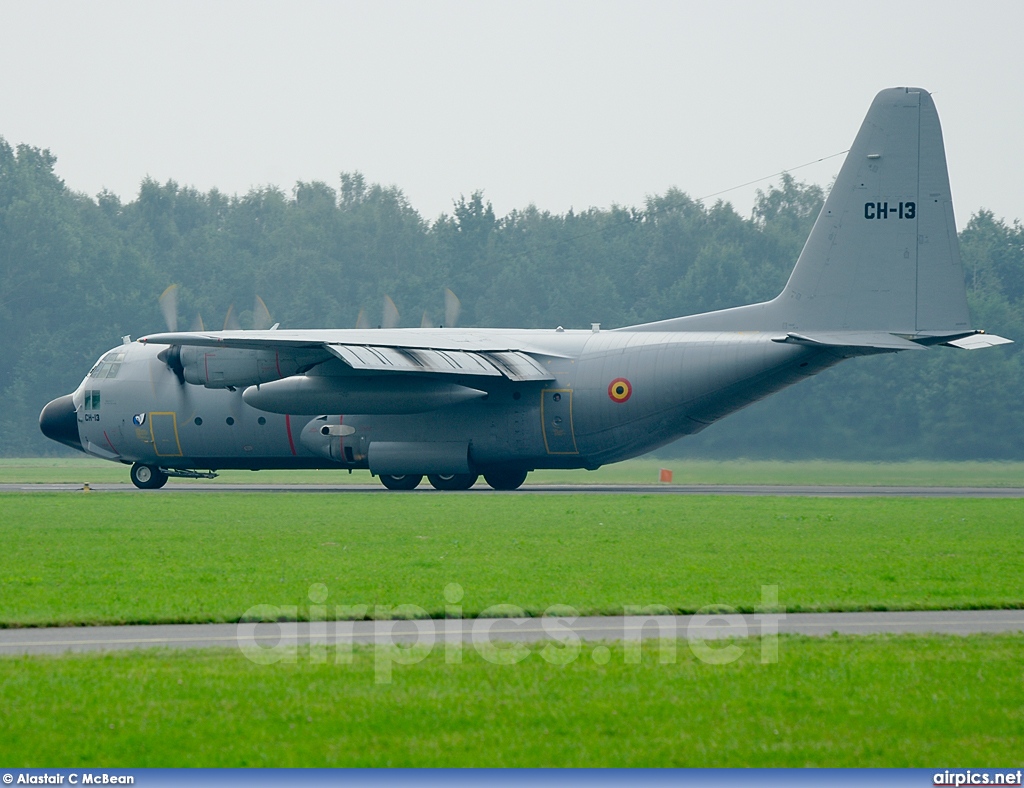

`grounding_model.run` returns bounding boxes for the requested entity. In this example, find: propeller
[154,287,275,384]
[252,295,273,330]
[223,304,241,331]
[444,288,461,328]
[159,284,179,332]
[355,309,371,329]
[421,310,432,328]
[382,295,400,329]
[157,345,186,385]
[156,285,186,383]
